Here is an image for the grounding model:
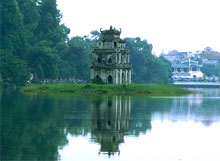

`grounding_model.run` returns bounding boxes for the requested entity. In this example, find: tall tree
[0,0,30,85]
[28,41,59,82]
[63,36,94,81]
[125,37,172,84]
[0,0,26,57]
[35,0,69,49]
[27,0,69,82]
